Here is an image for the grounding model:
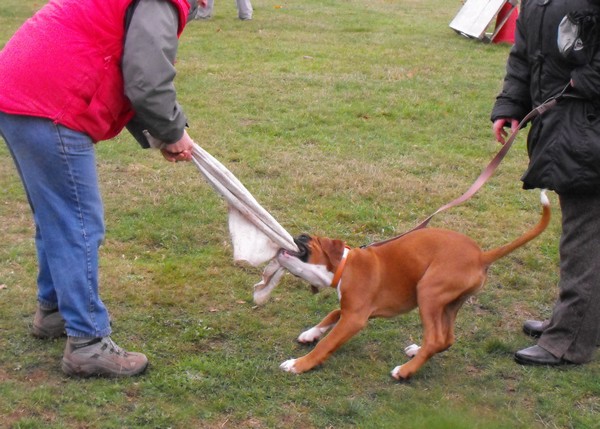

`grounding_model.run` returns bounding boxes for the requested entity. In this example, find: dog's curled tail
[481,190,551,266]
